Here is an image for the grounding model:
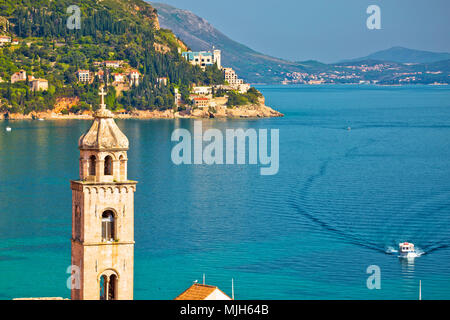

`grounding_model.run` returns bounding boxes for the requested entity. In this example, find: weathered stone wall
[71,181,136,300]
